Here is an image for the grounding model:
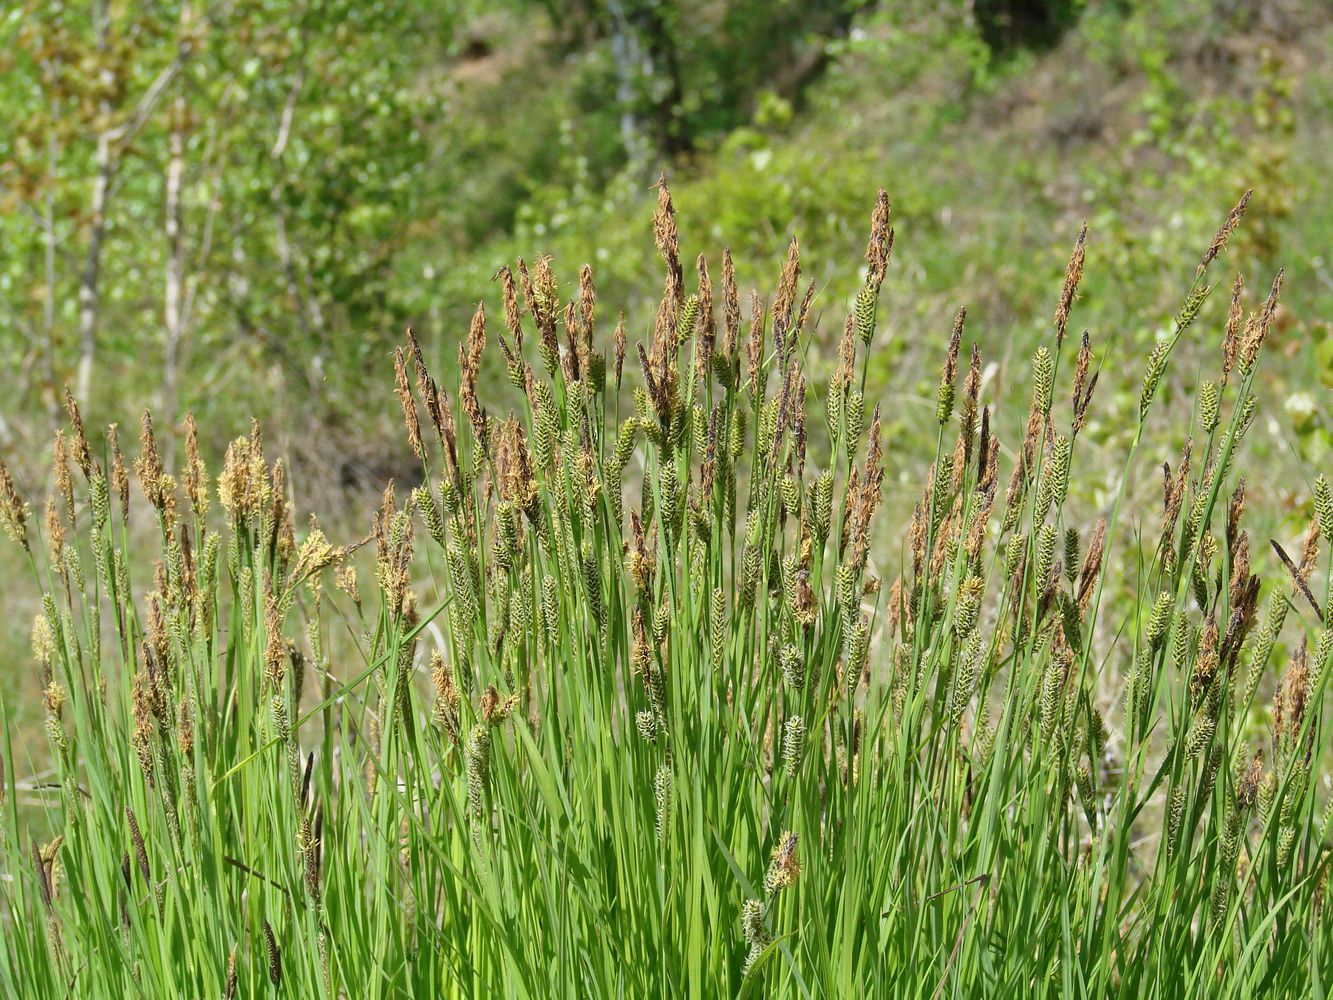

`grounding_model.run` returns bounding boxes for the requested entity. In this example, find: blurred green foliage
[0,0,1327,498]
